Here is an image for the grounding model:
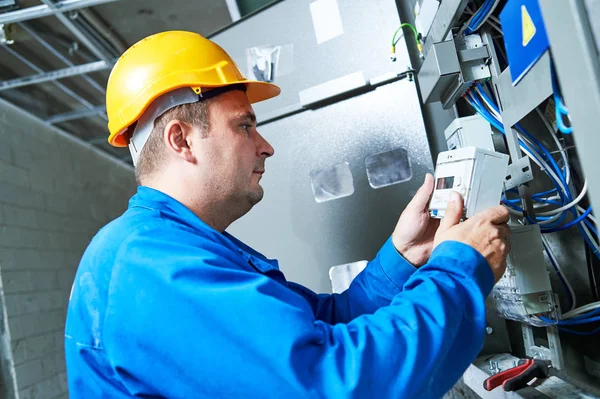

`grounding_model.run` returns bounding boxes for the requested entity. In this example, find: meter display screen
[436,176,455,190]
